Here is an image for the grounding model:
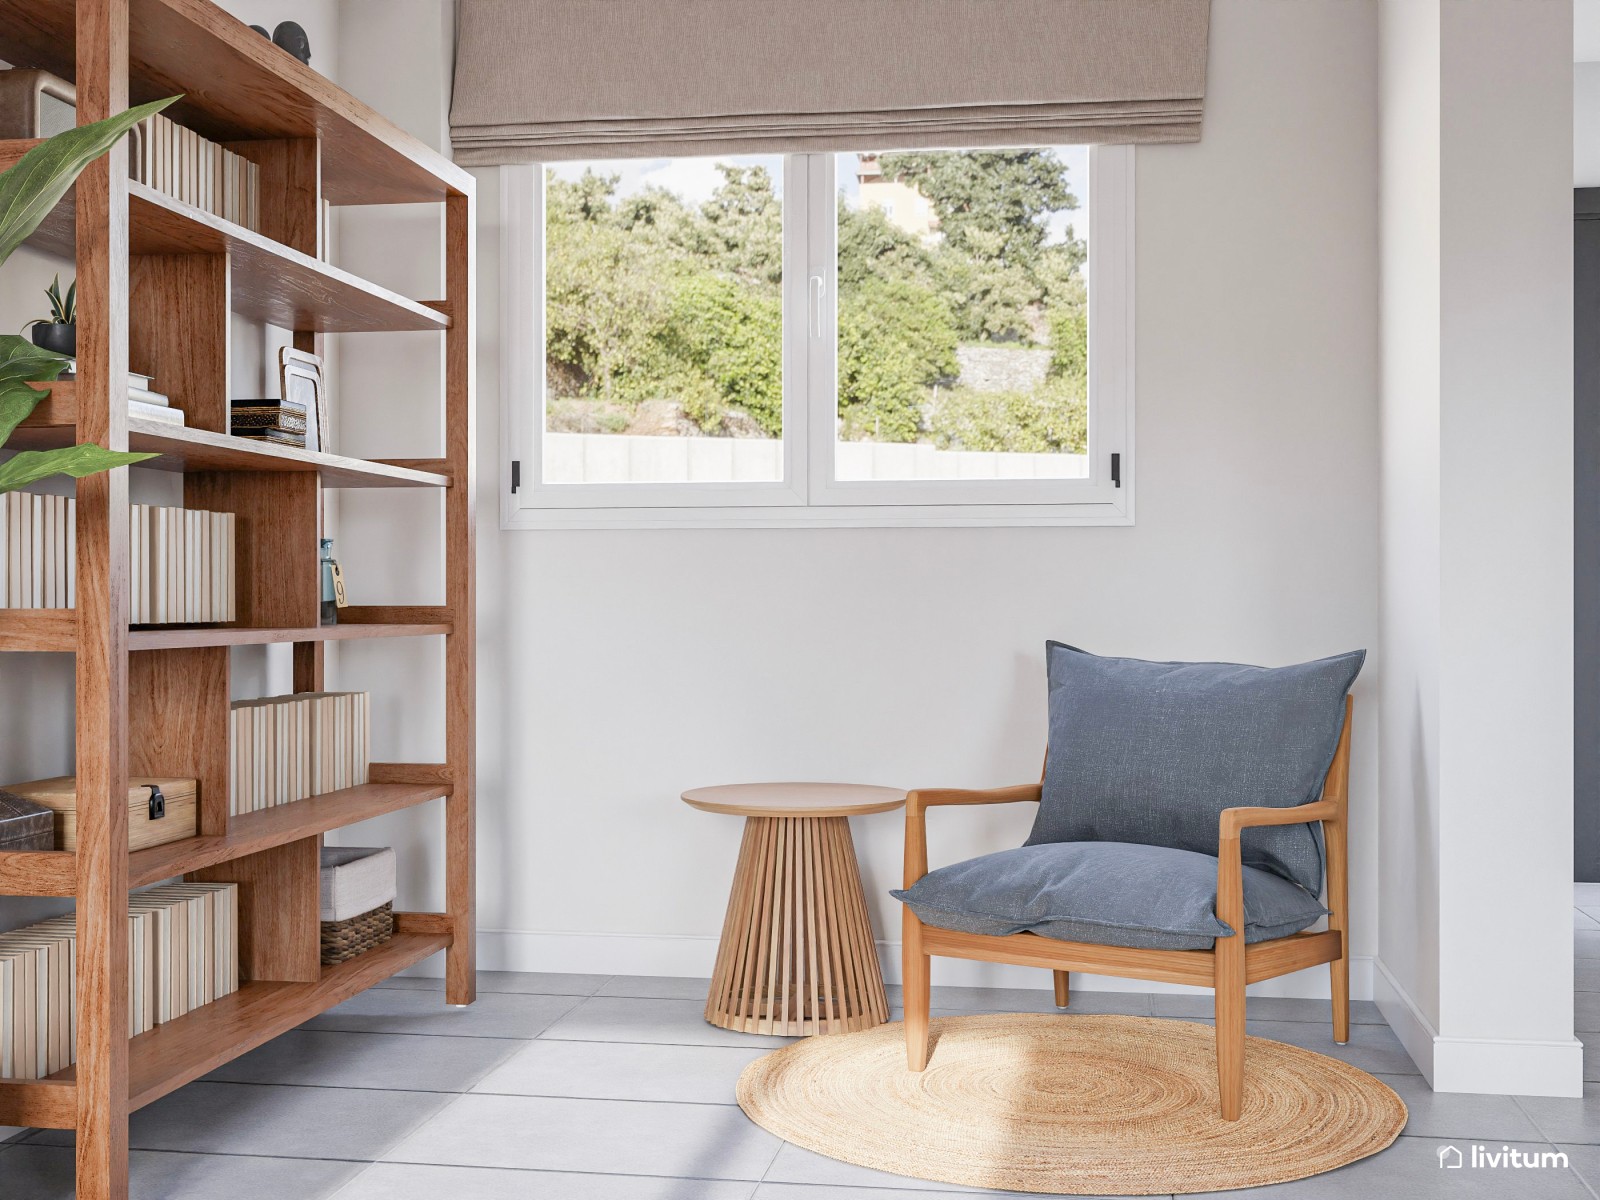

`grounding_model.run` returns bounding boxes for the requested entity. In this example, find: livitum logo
[1437,1144,1570,1170]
